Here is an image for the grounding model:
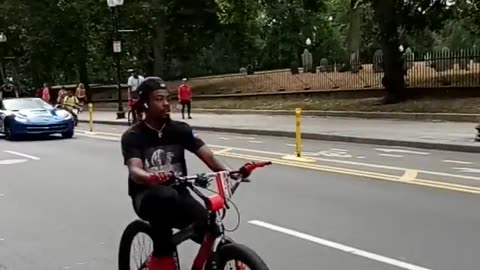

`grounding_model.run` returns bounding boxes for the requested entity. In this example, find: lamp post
[305,38,312,46]
[107,0,125,119]
[0,32,7,84]
[475,124,480,142]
